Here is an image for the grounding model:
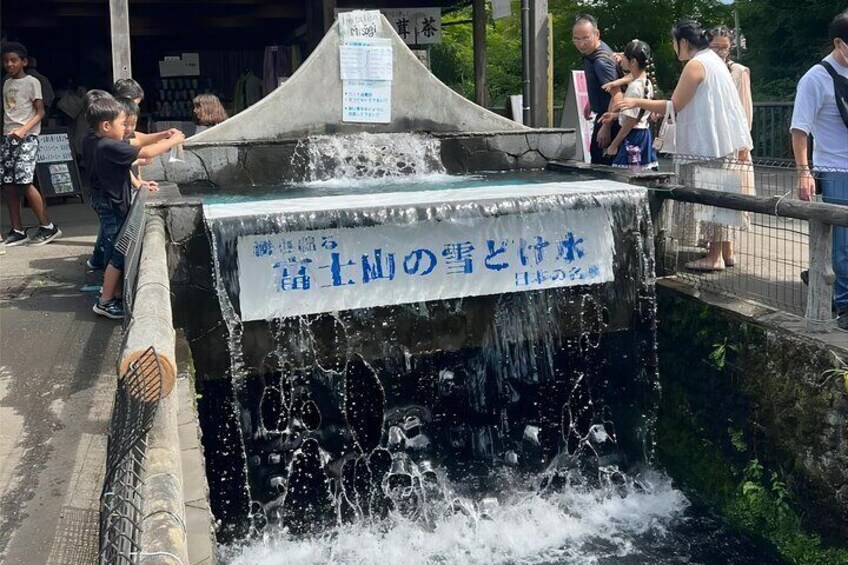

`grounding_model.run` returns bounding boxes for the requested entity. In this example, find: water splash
[294,133,446,183]
[220,469,689,565]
